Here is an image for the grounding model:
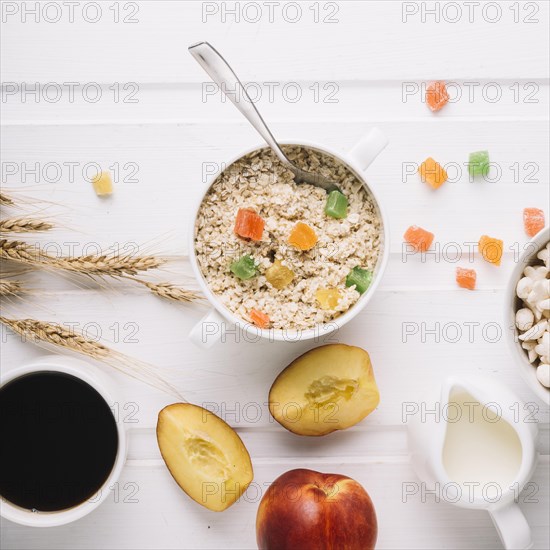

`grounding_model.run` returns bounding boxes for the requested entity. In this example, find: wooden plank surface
[1,1,549,549]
